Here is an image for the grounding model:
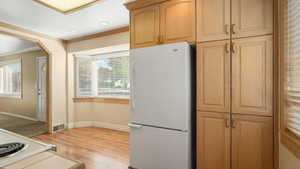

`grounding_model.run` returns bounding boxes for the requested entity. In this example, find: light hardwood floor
[34,127,130,169]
